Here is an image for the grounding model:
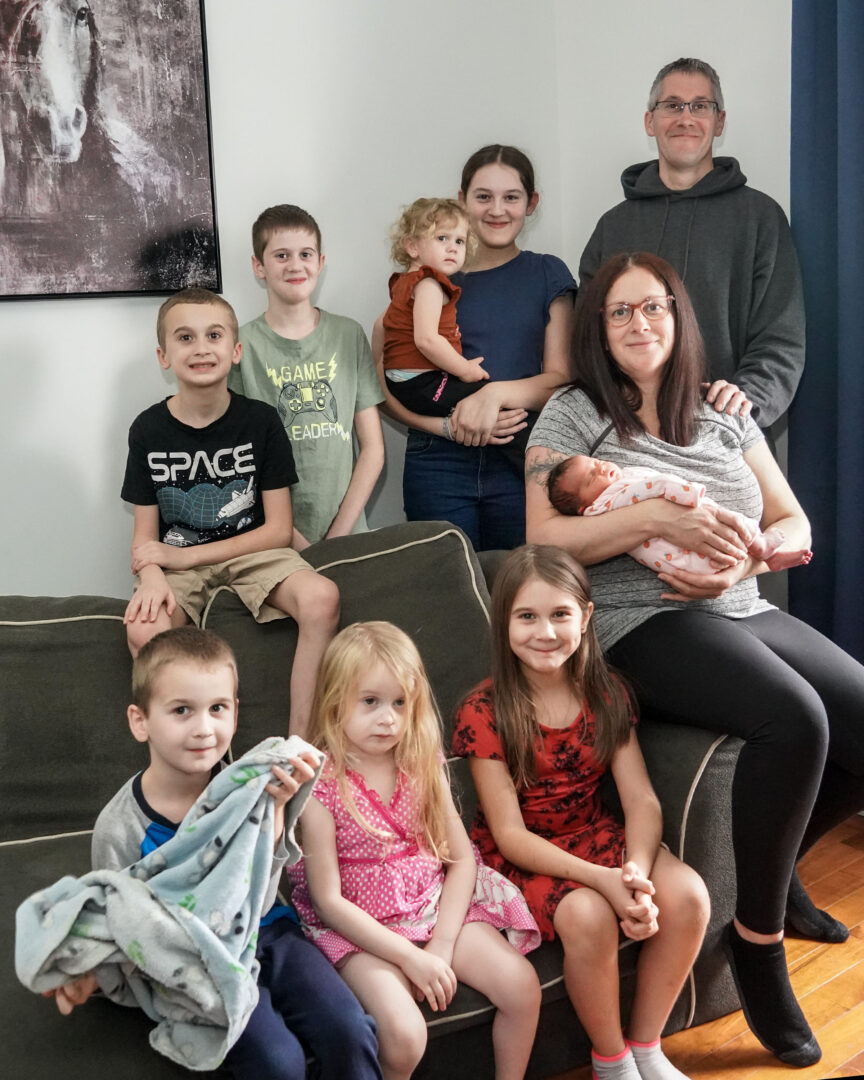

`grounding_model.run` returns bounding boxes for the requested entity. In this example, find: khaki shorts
[151,548,314,625]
